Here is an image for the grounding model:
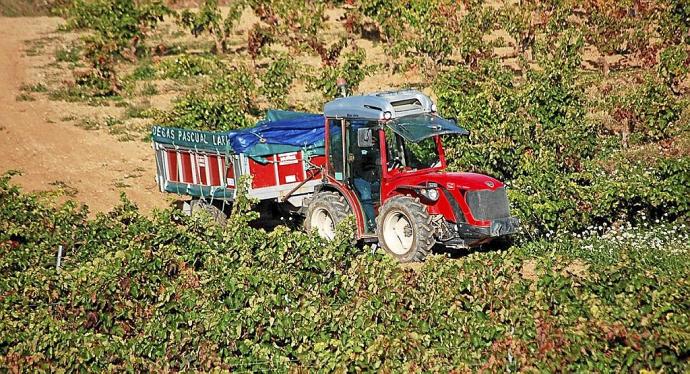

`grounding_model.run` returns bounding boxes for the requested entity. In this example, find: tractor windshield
[387,113,468,143]
[384,127,442,171]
